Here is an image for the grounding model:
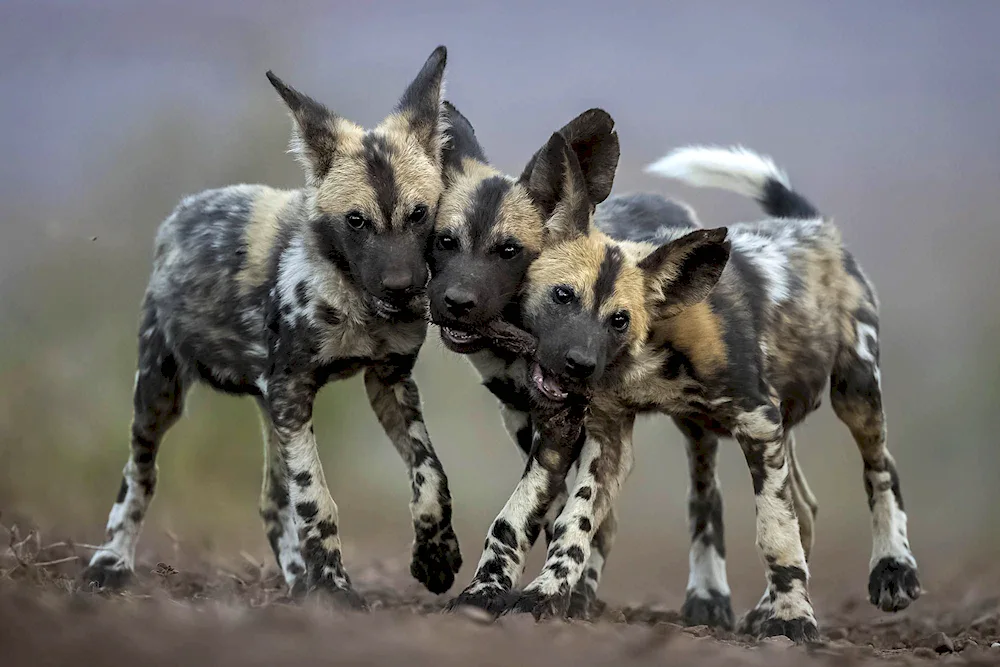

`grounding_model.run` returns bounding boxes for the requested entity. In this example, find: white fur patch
[645,145,791,199]
[855,322,882,388]
[687,538,731,597]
